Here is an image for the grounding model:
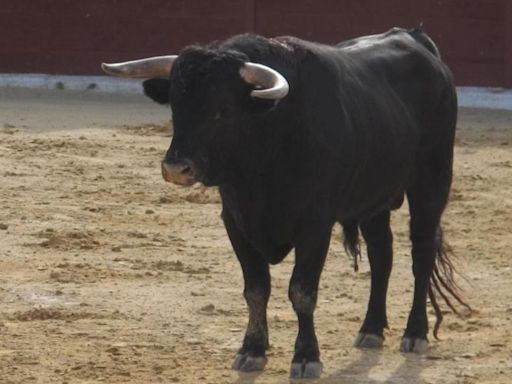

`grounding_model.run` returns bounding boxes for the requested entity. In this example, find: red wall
[1,0,511,87]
